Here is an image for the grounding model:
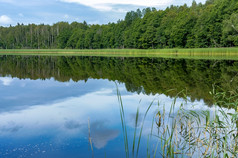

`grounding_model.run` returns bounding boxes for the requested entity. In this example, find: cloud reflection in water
[0,78,159,153]
[0,77,202,157]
